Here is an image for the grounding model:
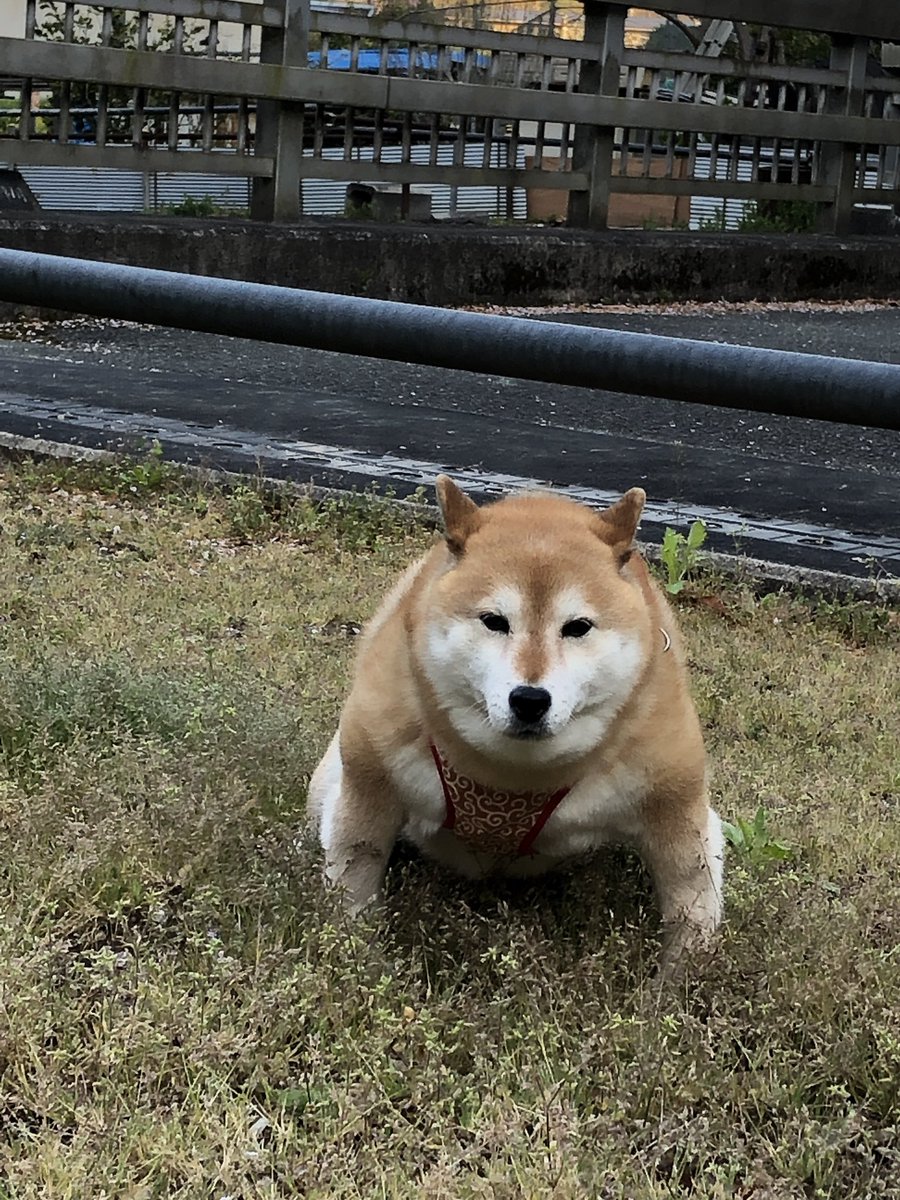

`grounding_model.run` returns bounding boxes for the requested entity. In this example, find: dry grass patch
[0,456,898,1199]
